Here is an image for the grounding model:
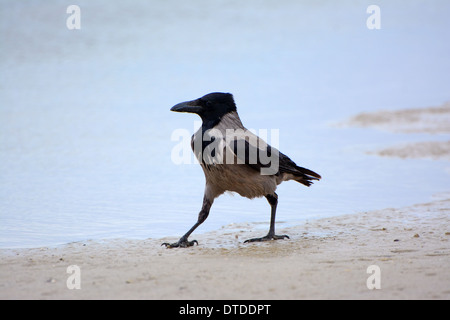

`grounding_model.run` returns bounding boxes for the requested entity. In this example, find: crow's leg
[162,195,212,248]
[244,193,289,243]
